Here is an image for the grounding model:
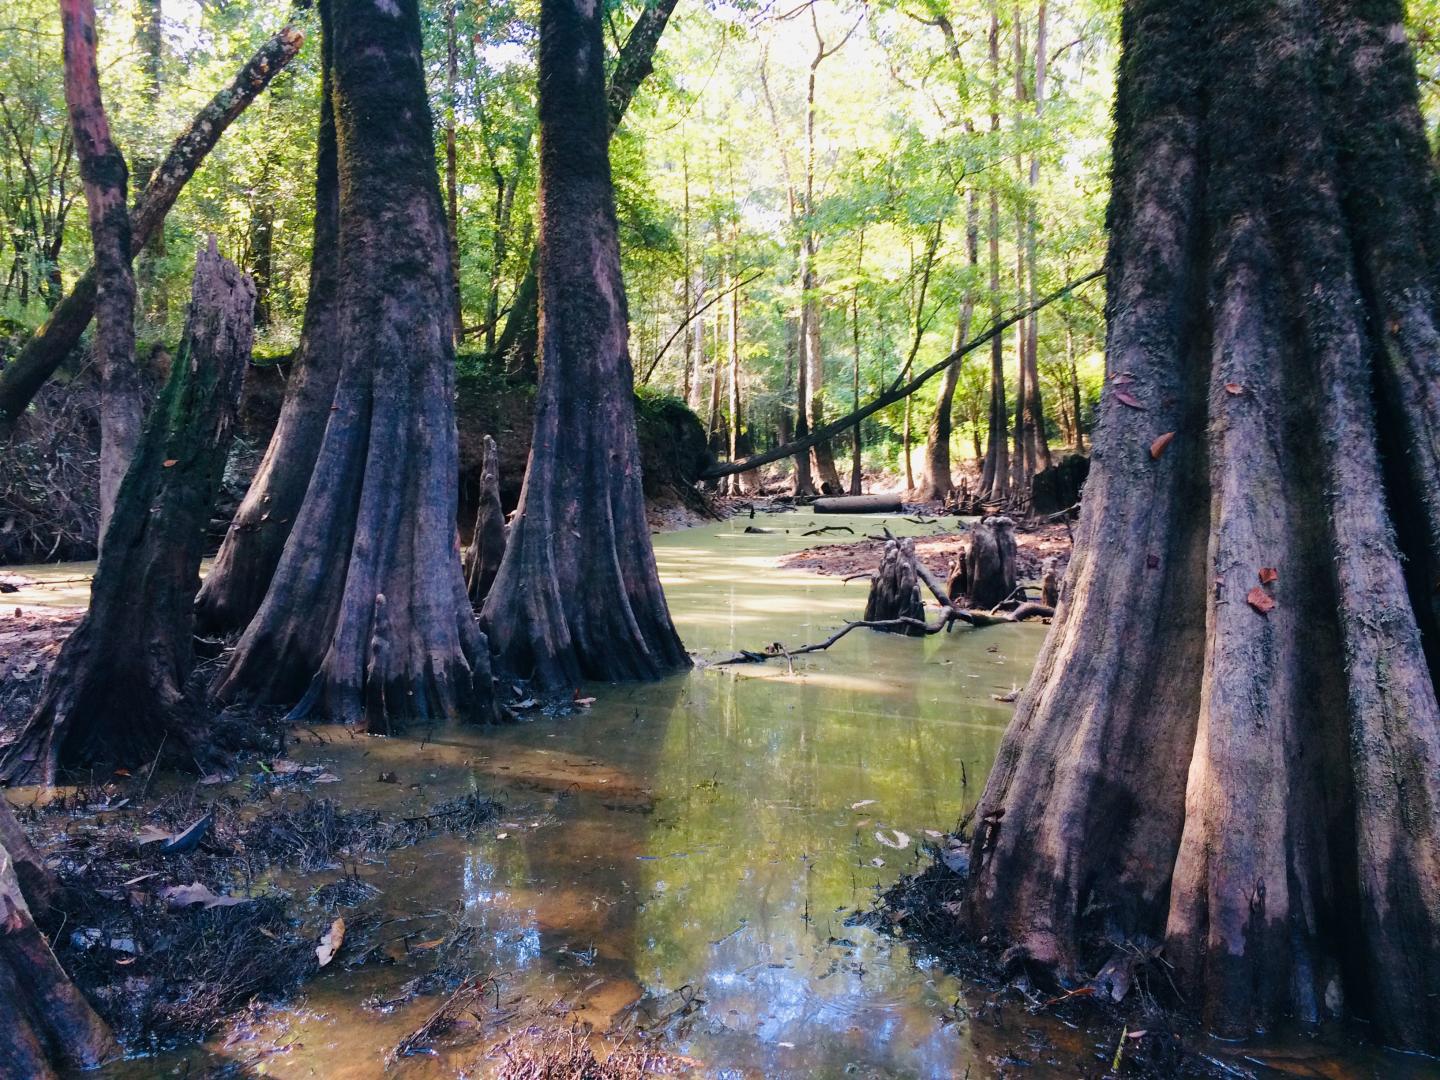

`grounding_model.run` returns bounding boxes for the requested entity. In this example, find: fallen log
[814,494,903,514]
